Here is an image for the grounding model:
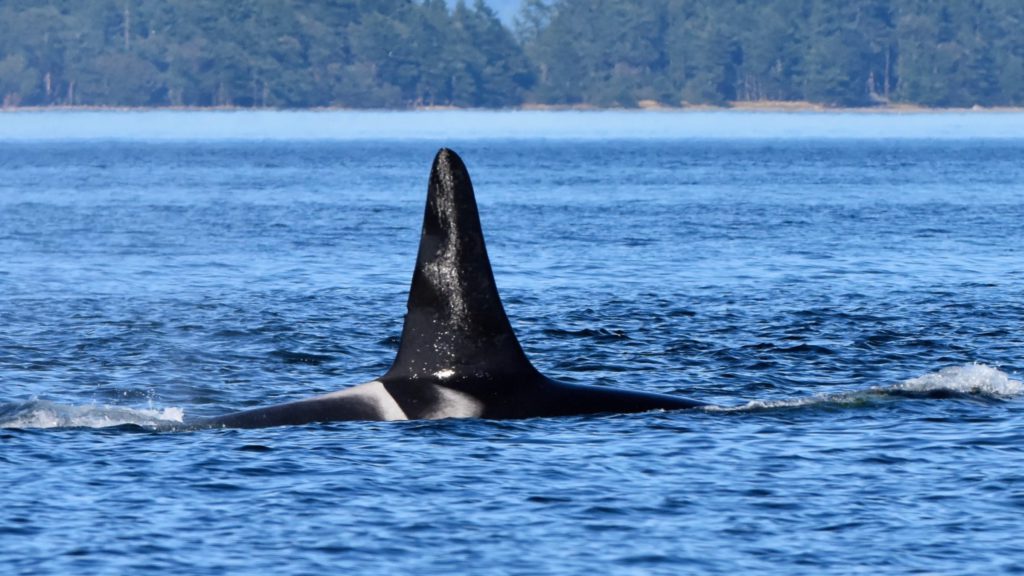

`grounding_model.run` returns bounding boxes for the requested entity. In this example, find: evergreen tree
[804,0,893,106]
[664,0,739,105]
[0,53,40,106]
[1,0,1023,109]
[734,0,807,102]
